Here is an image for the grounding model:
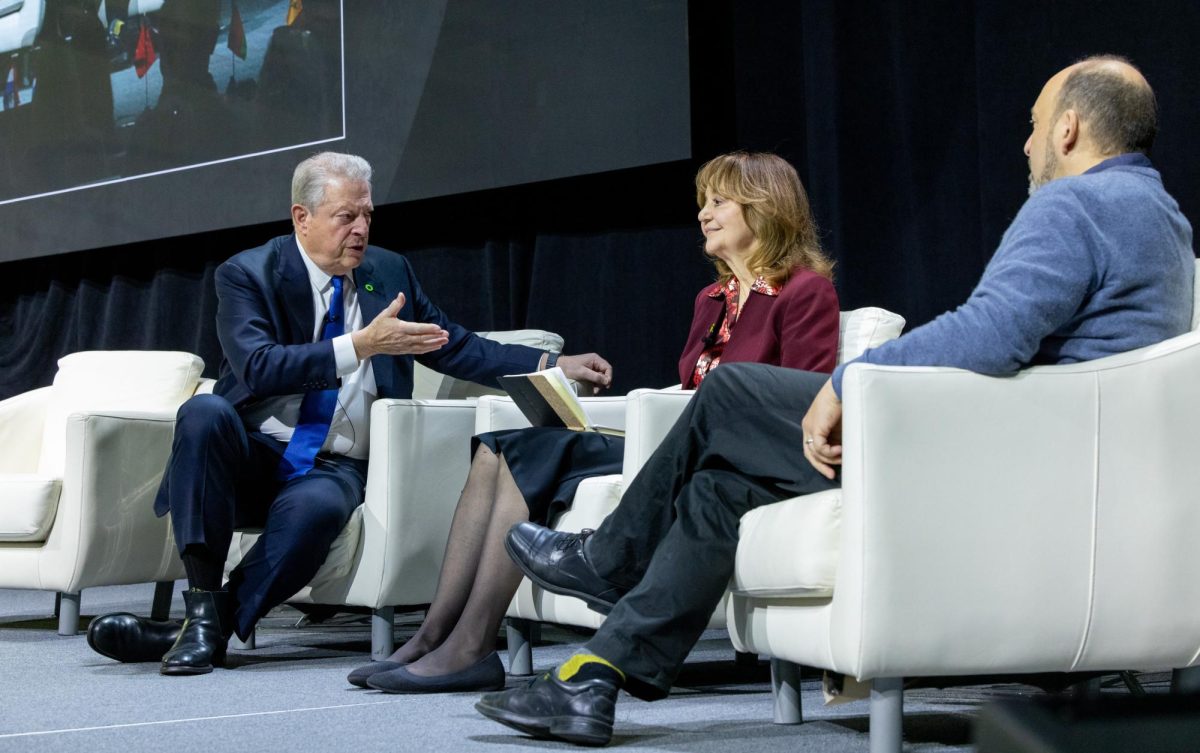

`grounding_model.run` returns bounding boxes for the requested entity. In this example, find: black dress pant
[153,394,367,640]
[583,363,838,699]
